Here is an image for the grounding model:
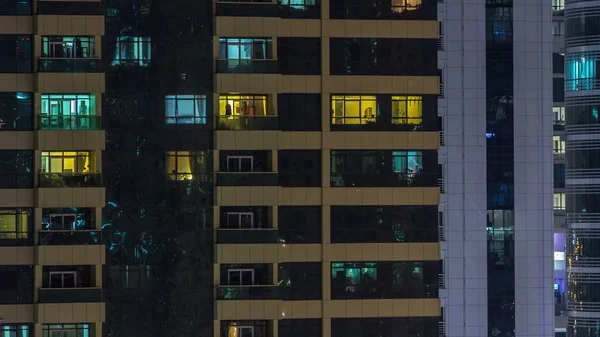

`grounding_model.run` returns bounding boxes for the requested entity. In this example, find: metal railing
[38,58,102,73]
[438,274,445,289]
[439,131,445,146]
[439,83,445,97]
[438,225,445,242]
[38,115,102,130]
[438,321,446,337]
[438,178,445,193]
[38,172,102,188]
[437,36,444,51]
[38,288,102,303]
